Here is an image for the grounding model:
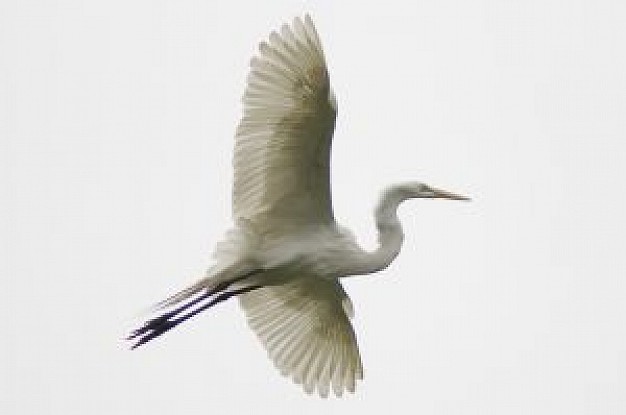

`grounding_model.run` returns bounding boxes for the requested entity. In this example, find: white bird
[128,14,469,397]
